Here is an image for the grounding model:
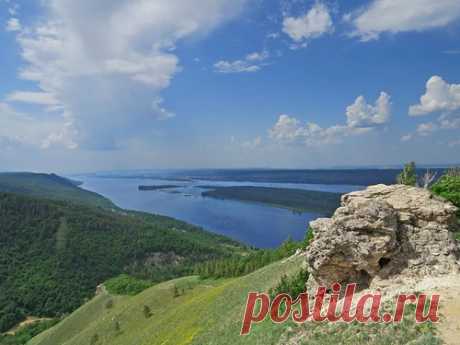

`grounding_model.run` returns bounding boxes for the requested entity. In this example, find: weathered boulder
[306,184,459,289]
